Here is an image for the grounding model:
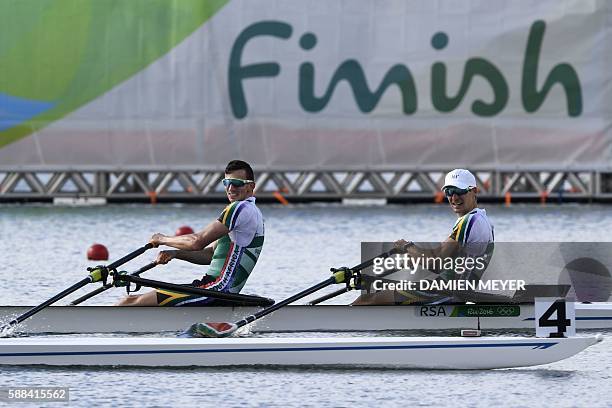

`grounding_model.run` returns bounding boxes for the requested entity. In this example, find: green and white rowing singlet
[205,196,265,293]
[156,197,265,306]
